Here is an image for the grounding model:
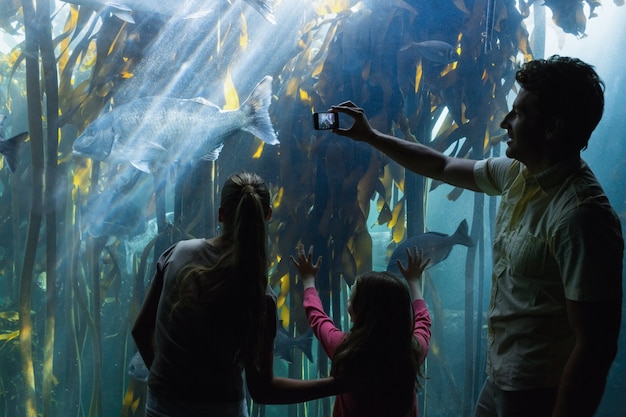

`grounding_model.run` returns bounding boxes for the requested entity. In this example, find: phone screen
[313,112,338,130]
